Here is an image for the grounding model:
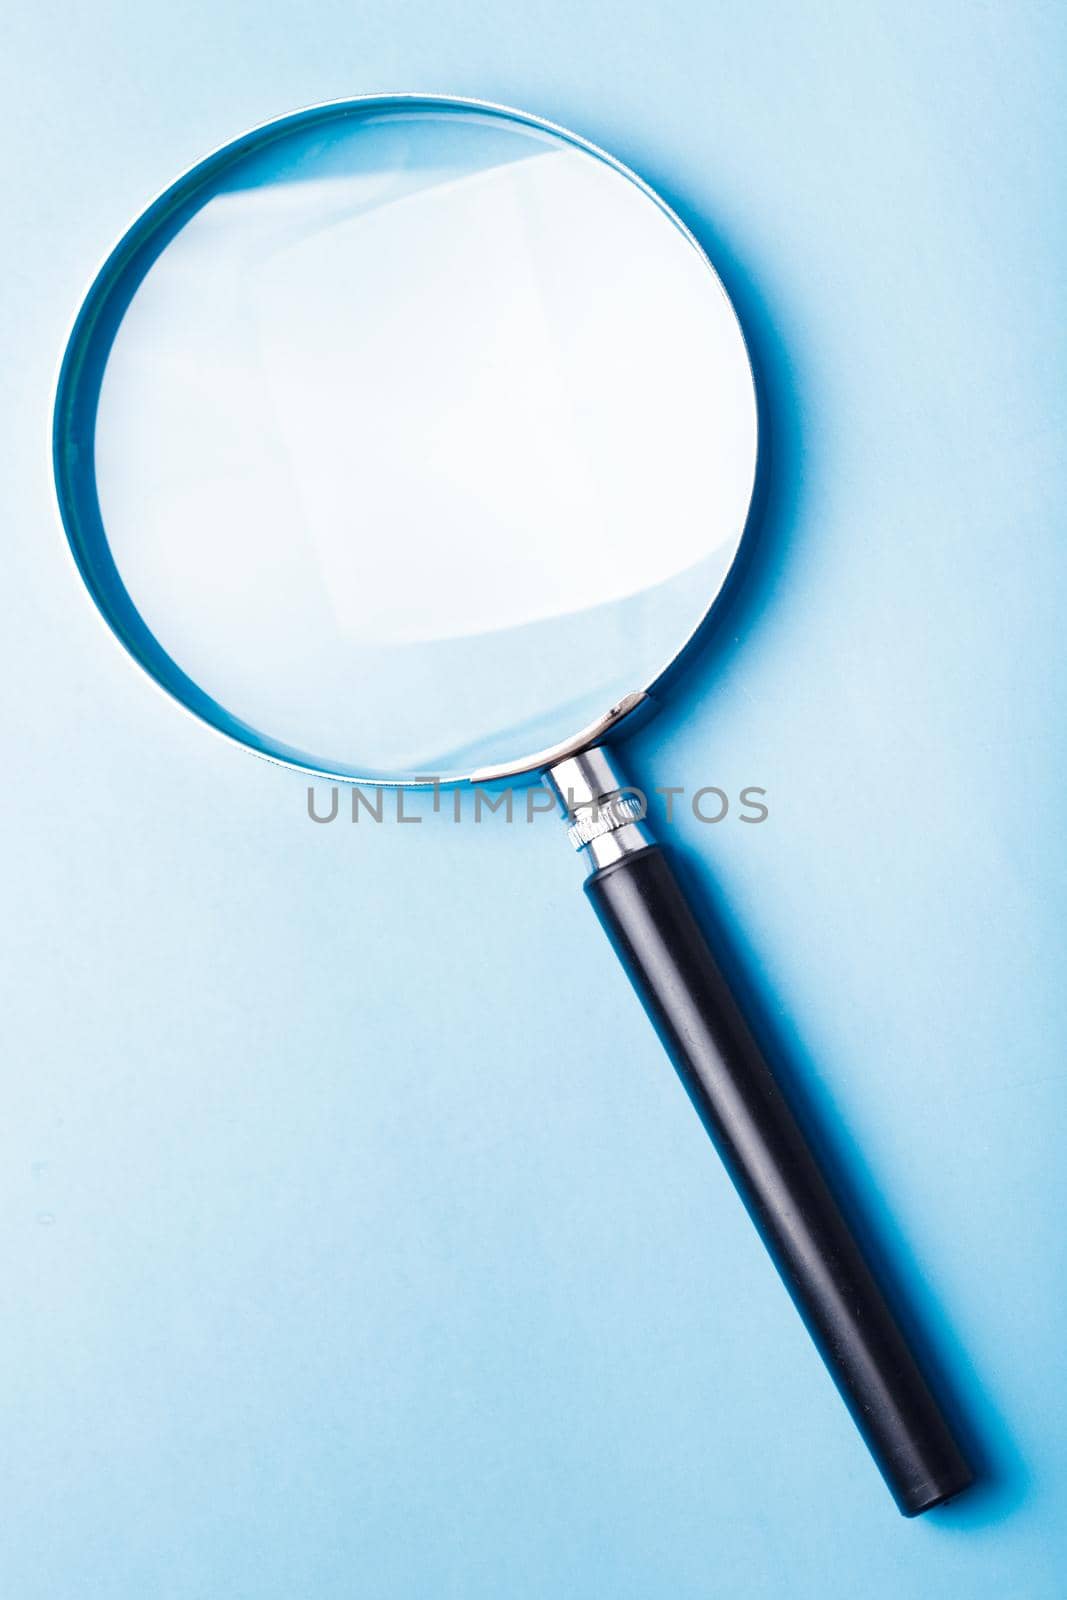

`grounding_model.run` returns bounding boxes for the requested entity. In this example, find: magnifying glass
[53,94,973,1515]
